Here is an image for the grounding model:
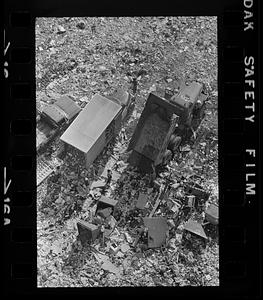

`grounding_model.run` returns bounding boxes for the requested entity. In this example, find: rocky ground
[36,16,218,287]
